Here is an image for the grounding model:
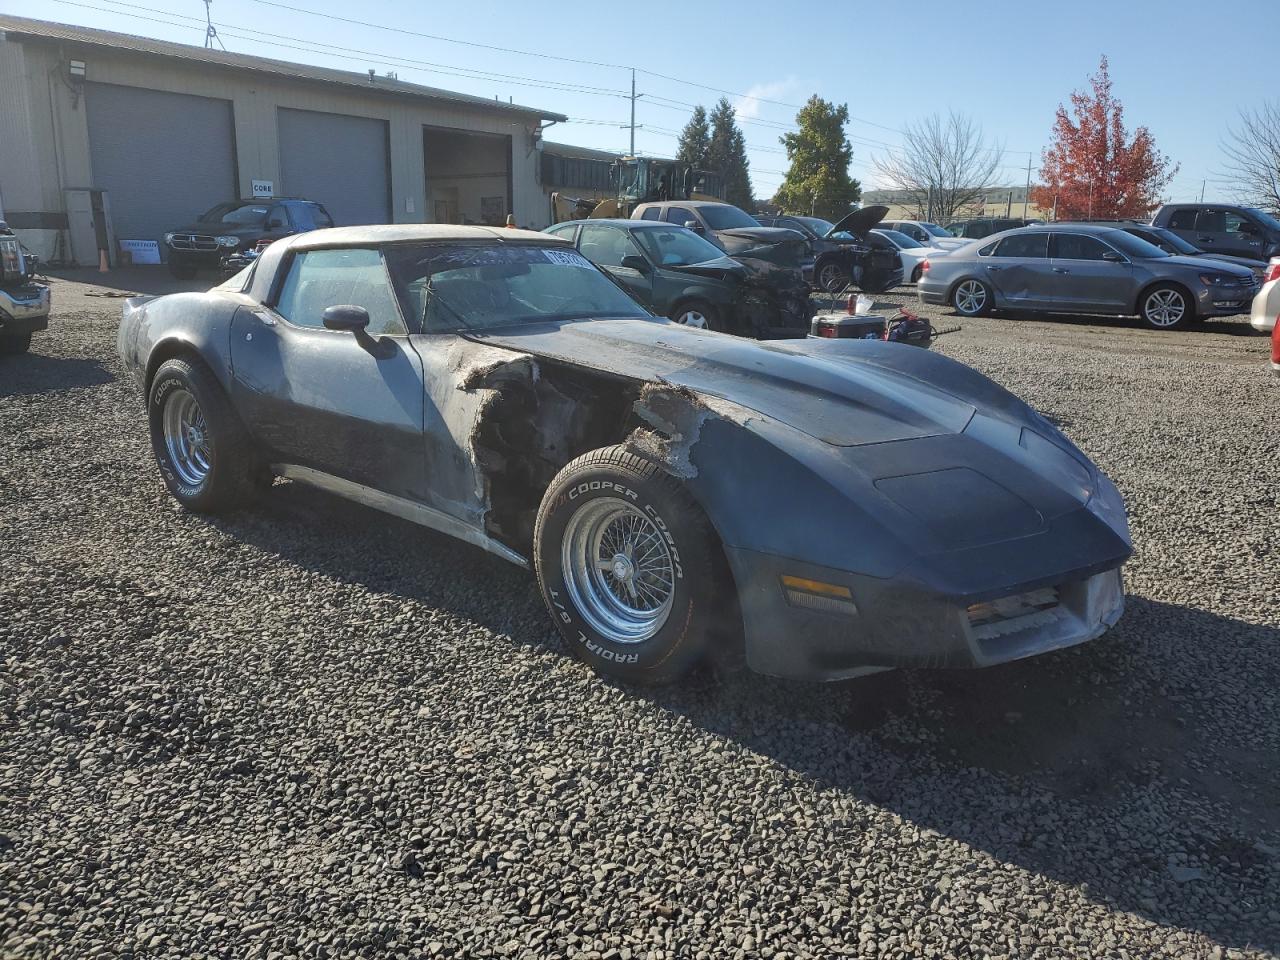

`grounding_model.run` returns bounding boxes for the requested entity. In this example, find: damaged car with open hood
[759,205,905,293]
[117,225,1132,684]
